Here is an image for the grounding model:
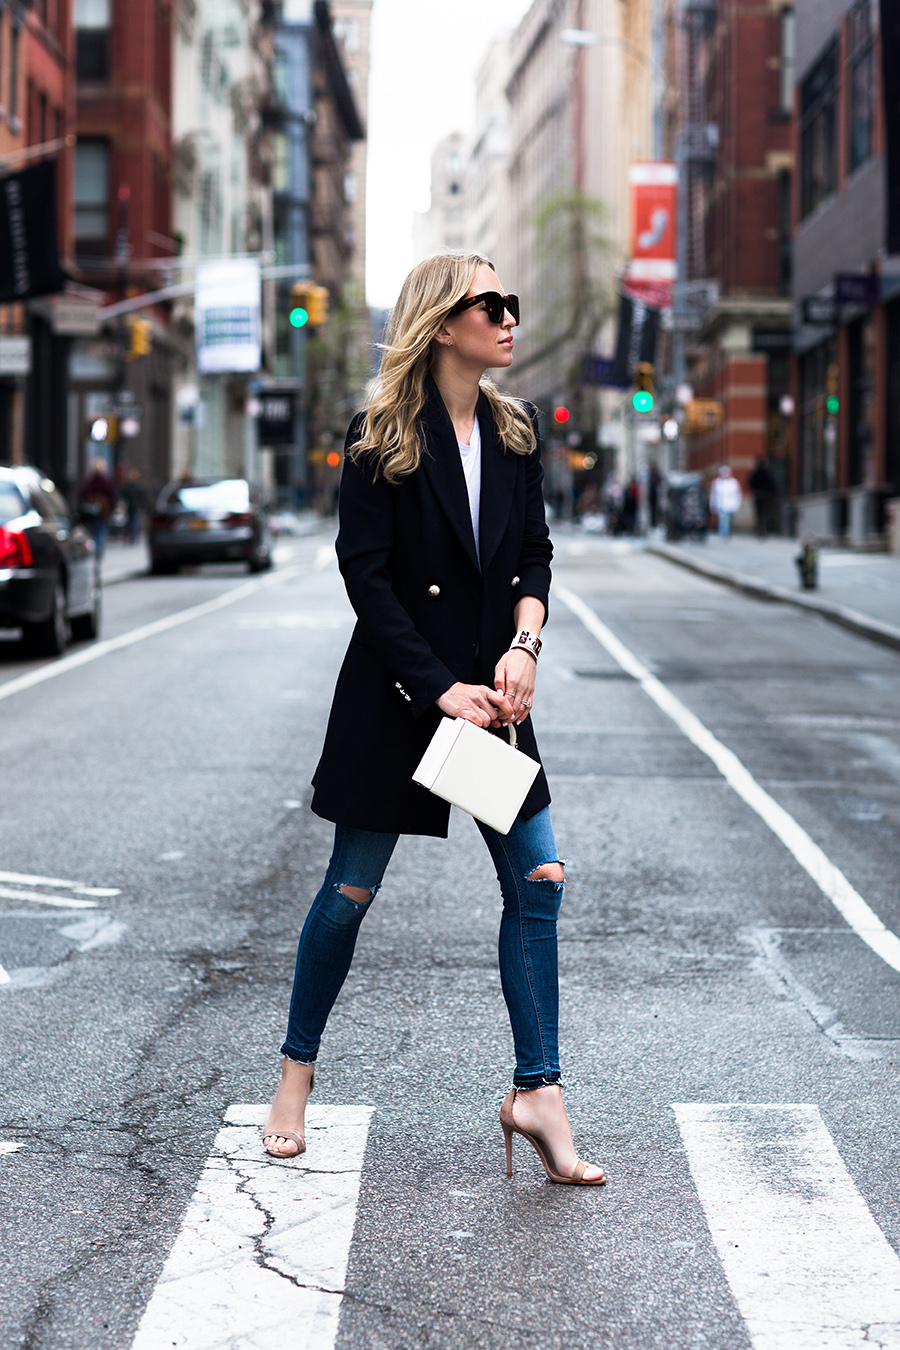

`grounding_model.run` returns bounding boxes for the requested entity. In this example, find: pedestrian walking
[621,476,639,535]
[648,460,662,530]
[78,457,117,558]
[119,465,148,544]
[263,252,605,1186]
[748,457,776,538]
[709,464,742,539]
